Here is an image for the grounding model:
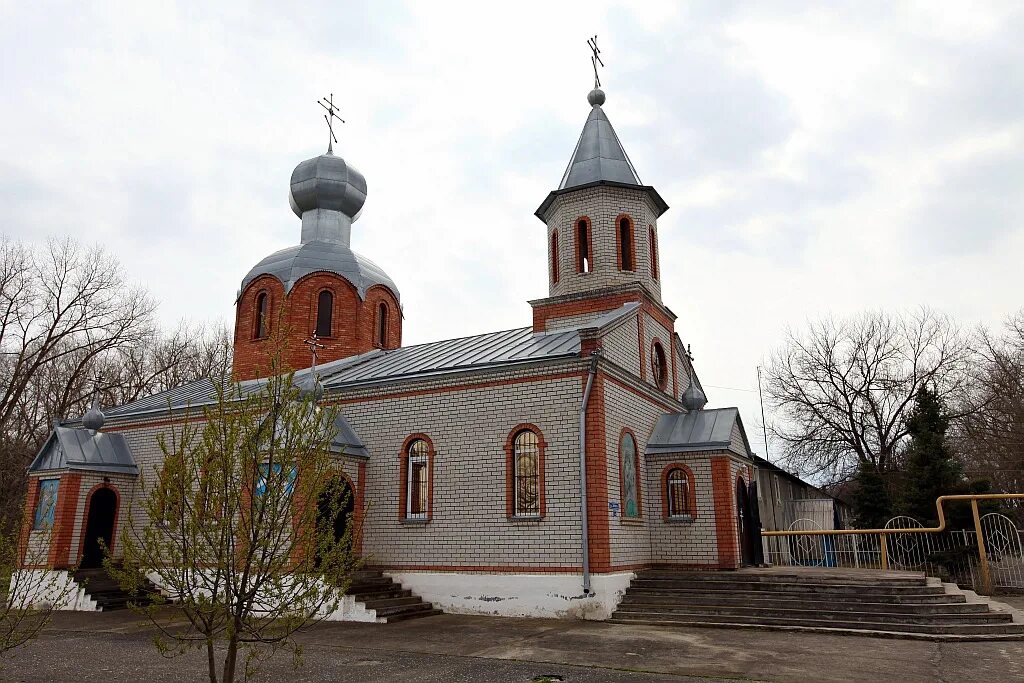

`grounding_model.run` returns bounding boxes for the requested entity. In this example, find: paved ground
[4,609,1024,682]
